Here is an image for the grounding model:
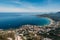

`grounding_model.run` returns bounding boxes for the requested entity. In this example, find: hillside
[38,12,60,21]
